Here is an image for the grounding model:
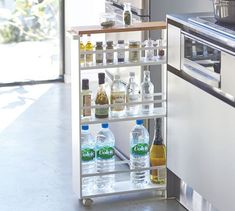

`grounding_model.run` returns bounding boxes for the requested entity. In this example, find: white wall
[64,0,105,83]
